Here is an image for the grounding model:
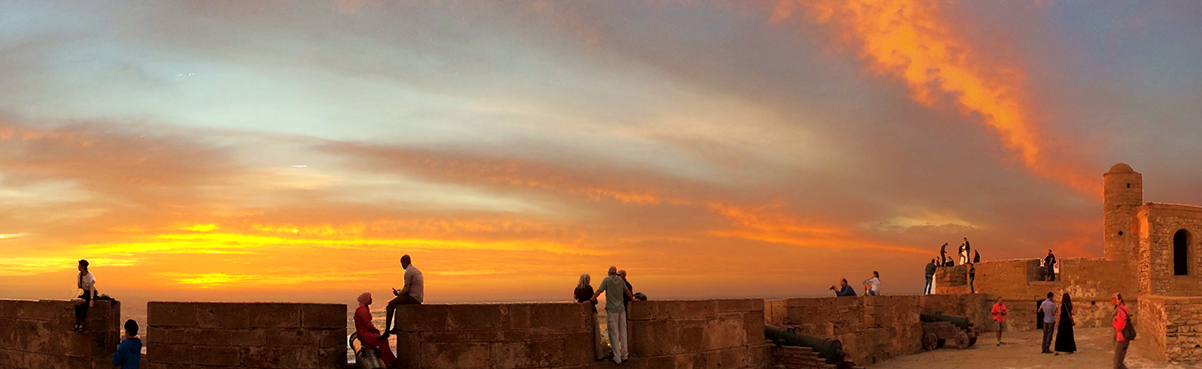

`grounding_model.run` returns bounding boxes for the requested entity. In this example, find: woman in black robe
[1054,293,1076,354]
